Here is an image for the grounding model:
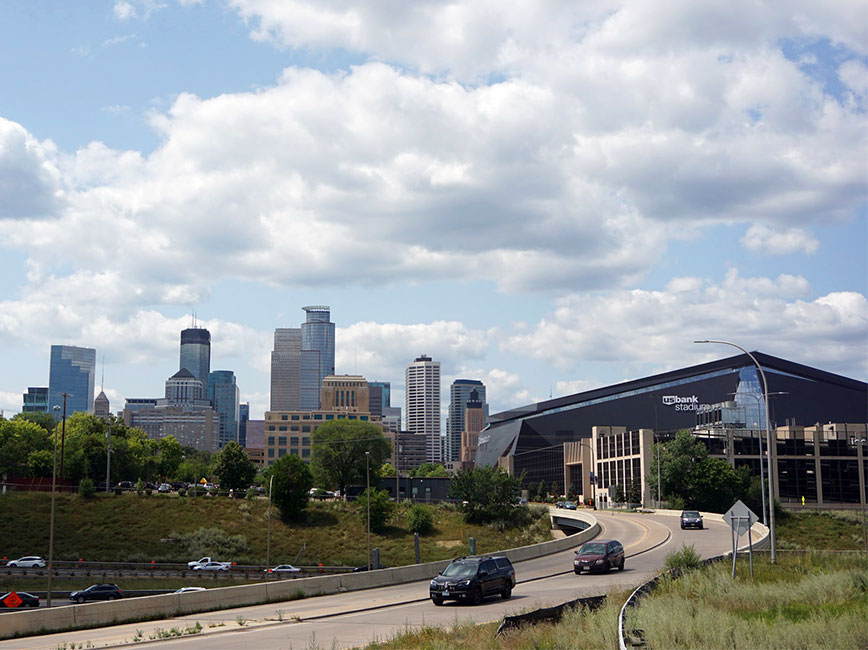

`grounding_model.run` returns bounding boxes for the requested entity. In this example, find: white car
[193,562,229,572]
[174,587,206,593]
[265,564,301,573]
[6,556,46,568]
[158,483,172,493]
